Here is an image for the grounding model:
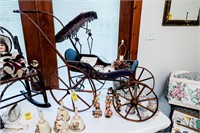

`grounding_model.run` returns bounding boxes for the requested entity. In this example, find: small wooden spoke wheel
[49,65,96,112]
[112,81,158,122]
